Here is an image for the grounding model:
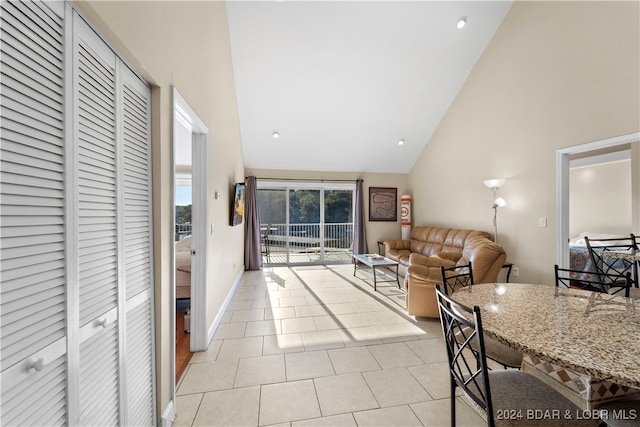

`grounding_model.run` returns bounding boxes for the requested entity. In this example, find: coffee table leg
[396,267,400,289]
[372,265,377,291]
